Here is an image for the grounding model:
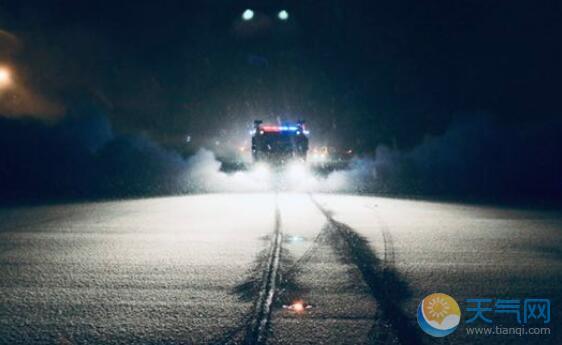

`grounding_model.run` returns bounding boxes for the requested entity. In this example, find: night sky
[0,0,561,201]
